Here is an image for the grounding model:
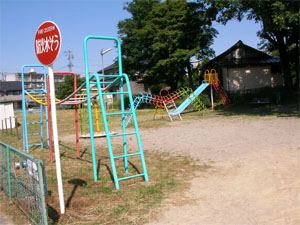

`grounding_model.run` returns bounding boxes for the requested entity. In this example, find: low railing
[1,116,20,139]
[0,142,48,225]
